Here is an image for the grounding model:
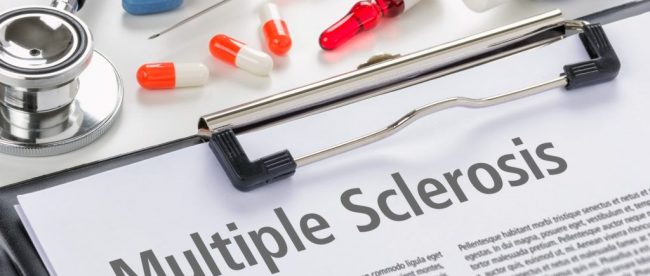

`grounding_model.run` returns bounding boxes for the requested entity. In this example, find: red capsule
[260,3,292,55]
[319,0,422,50]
